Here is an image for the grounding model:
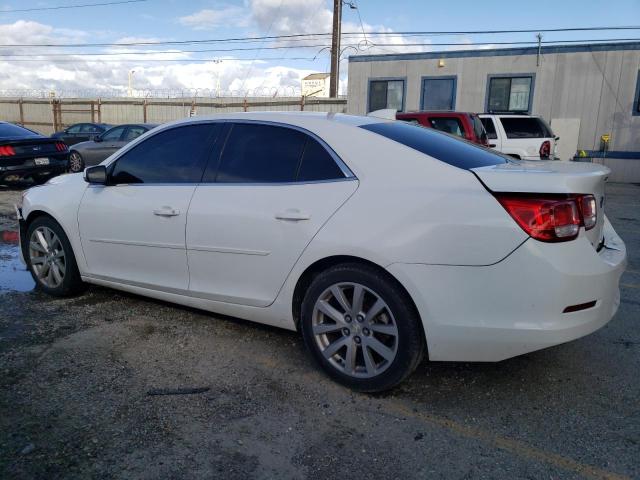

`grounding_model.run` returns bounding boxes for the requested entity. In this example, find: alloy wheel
[69,152,83,173]
[29,226,66,288]
[312,282,399,378]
